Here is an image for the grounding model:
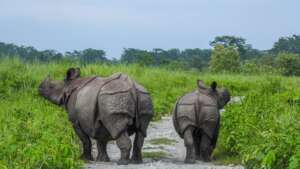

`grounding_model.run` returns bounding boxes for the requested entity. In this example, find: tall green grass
[0,58,299,168]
